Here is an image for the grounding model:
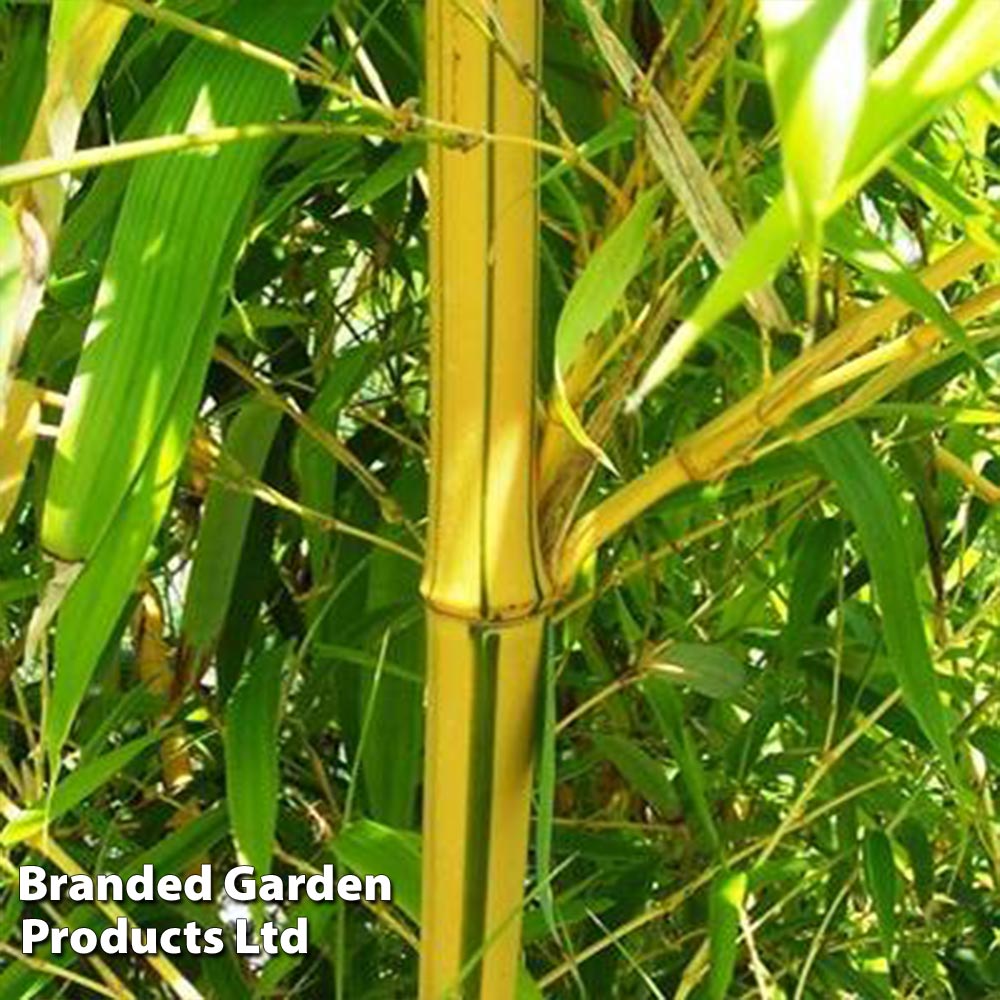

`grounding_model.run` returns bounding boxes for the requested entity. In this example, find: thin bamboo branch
[0,940,128,999]
[0,113,621,205]
[211,346,401,524]
[105,0,389,119]
[934,446,1000,504]
[552,478,818,622]
[206,463,424,563]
